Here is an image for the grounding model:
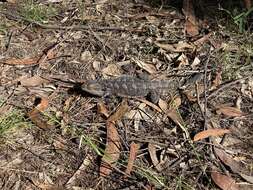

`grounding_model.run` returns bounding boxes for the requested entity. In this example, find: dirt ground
[0,0,252,190]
